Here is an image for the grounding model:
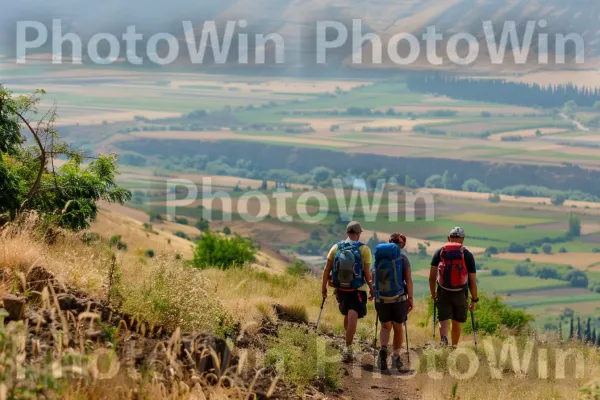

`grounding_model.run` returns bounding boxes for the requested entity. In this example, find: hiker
[429,227,478,346]
[322,221,374,362]
[373,233,413,371]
